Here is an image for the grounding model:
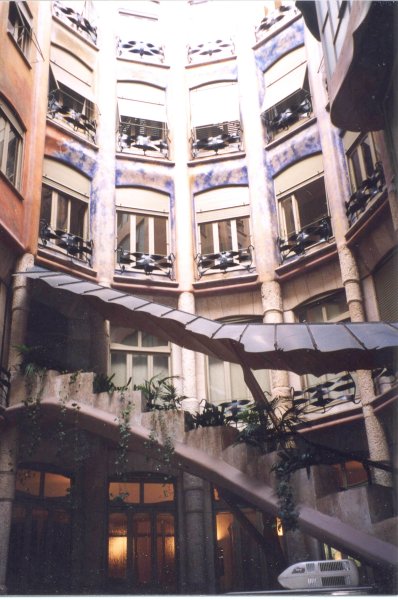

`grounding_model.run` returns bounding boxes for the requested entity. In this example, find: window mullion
[292,194,300,232]
[51,191,58,229]
[131,215,137,253]
[148,216,155,254]
[213,222,219,254]
[230,219,238,251]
